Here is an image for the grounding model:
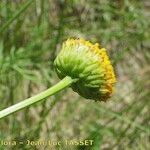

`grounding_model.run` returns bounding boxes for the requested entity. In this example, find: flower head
[54,38,116,101]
